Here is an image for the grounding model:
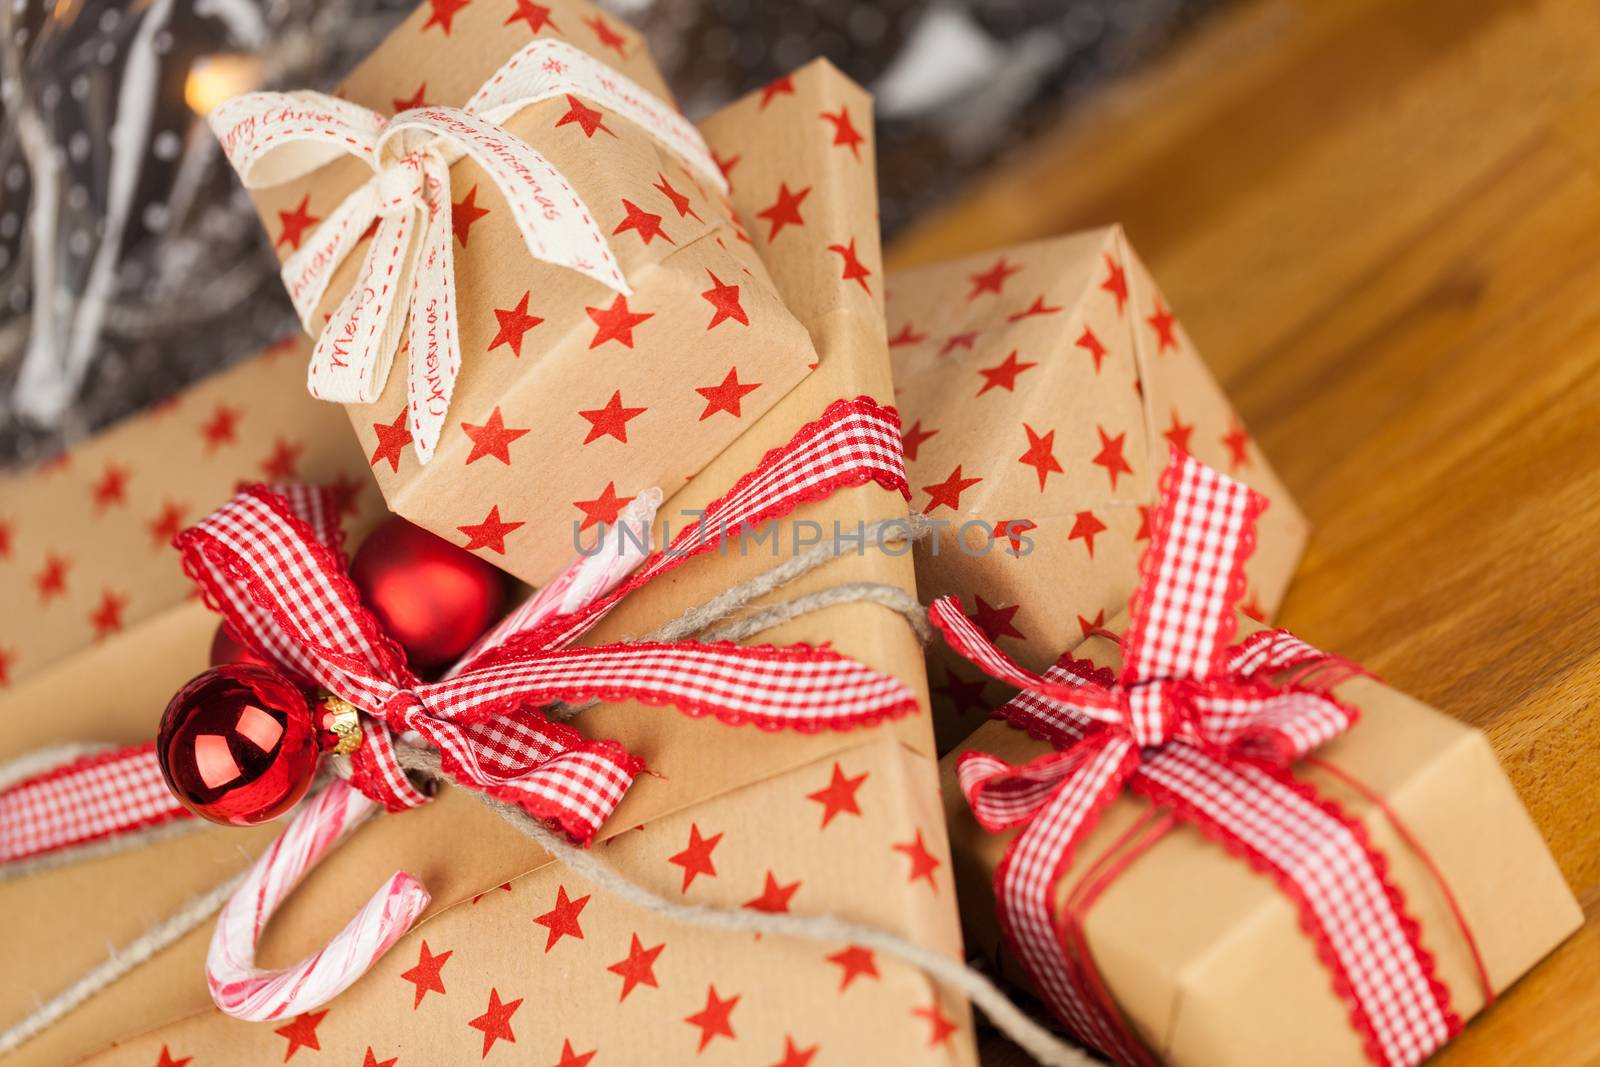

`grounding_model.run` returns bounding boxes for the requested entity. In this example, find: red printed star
[613,198,672,246]
[1008,295,1063,321]
[1092,427,1134,490]
[1136,504,1153,542]
[275,195,320,251]
[893,829,941,890]
[701,270,748,329]
[667,823,721,892]
[933,667,989,716]
[820,106,865,159]
[400,940,451,1008]
[1102,252,1128,314]
[0,647,12,686]
[976,350,1037,396]
[259,437,302,480]
[147,500,186,548]
[369,409,412,473]
[583,13,627,57]
[586,295,653,348]
[458,505,524,554]
[827,237,872,293]
[153,1046,192,1067]
[1242,590,1267,623]
[887,322,927,348]
[968,594,1024,642]
[505,0,559,34]
[555,94,614,138]
[695,367,760,420]
[913,999,958,1048]
[968,256,1020,299]
[552,1039,597,1067]
[990,517,1036,555]
[578,391,646,444]
[89,589,126,639]
[768,1036,820,1067]
[452,184,490,245]
[274,1010,328,1061]
[654,172,702,222]
[35,554,69,603]
[392,82,428,112]
[91,463,129,510]
[0,518,10,559]
[200,404,240,451]
[1076,325,1109,373]
[759,75,795,108]
[755,182,810,240]
[901,419,938,462]
[920,465,981,514]
[825,945,879,990]
[807,763,867,828]
[1017,423,1062,490]
[1070,509,1108,556]
[1148,297,1178,353]
[573,482,633,532]
[940,331,978,356]
[684,985,739,1051]
[1222,417,1252,470]
[461,407,530,465]
[362,1050,398,1067]
[488,291,544,356]
[607,933,665,1001]
[712,149,740,188]
[422,0,470,33]
[1164,410,1194,453]
[744,871,802,914]
[472,882,513,904]
[468,988,522,1057]
[533,885,590,952]
[1078,610,1107,640]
